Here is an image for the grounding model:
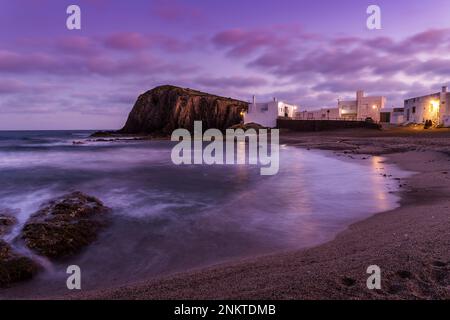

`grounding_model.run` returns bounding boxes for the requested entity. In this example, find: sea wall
[277,119,381,131]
